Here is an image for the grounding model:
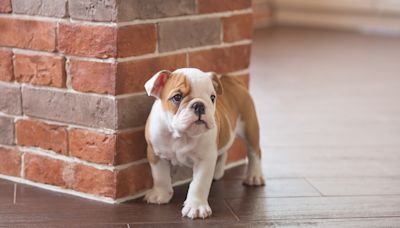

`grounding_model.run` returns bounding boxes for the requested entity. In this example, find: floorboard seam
[304,177,324,196]
[249,215,400,222]
[223,199,241,222]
